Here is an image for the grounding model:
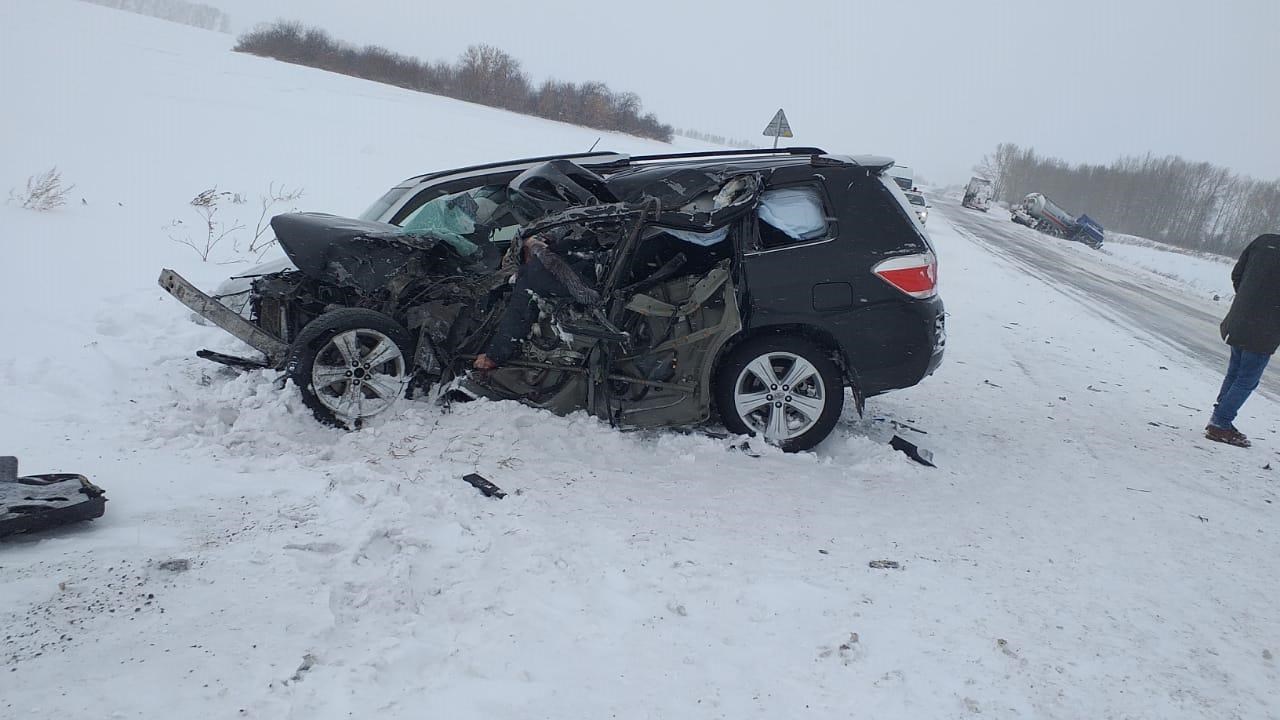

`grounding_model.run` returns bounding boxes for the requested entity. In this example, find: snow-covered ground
[1101,233,1238,301]
[3,2,1279,719]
